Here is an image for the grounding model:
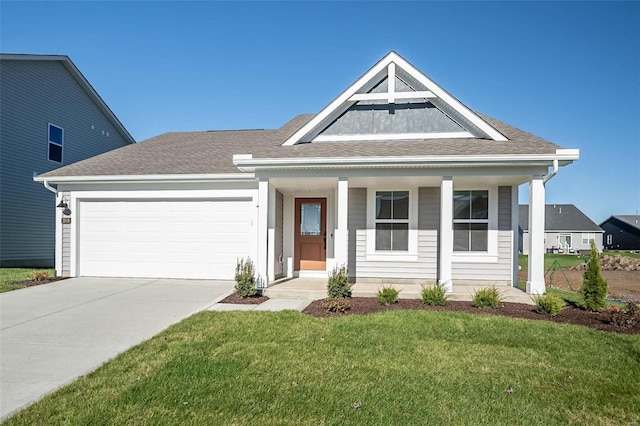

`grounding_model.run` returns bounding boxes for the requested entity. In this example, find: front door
[294,198,327,270]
